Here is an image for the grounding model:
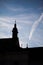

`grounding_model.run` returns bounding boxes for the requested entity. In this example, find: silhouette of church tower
[12,20,18,38]
[12,20,19,48]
